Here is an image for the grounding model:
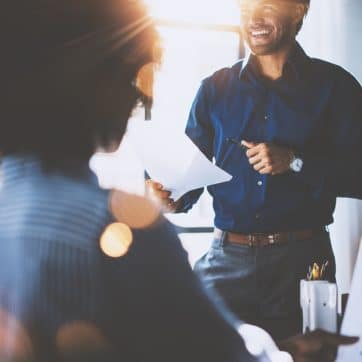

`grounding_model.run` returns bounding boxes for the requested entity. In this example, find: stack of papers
[128,122,232,200]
